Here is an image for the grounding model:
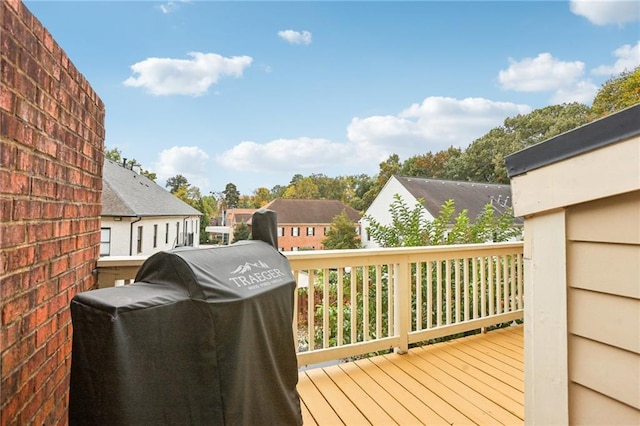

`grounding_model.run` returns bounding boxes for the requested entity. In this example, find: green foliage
[322,210,362,250]
[365,194,521,248]
[252,187,271,208]
[450,103,592,183]
[591,66,640,118]
[232,222,250,243]
[223,183,240,208]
